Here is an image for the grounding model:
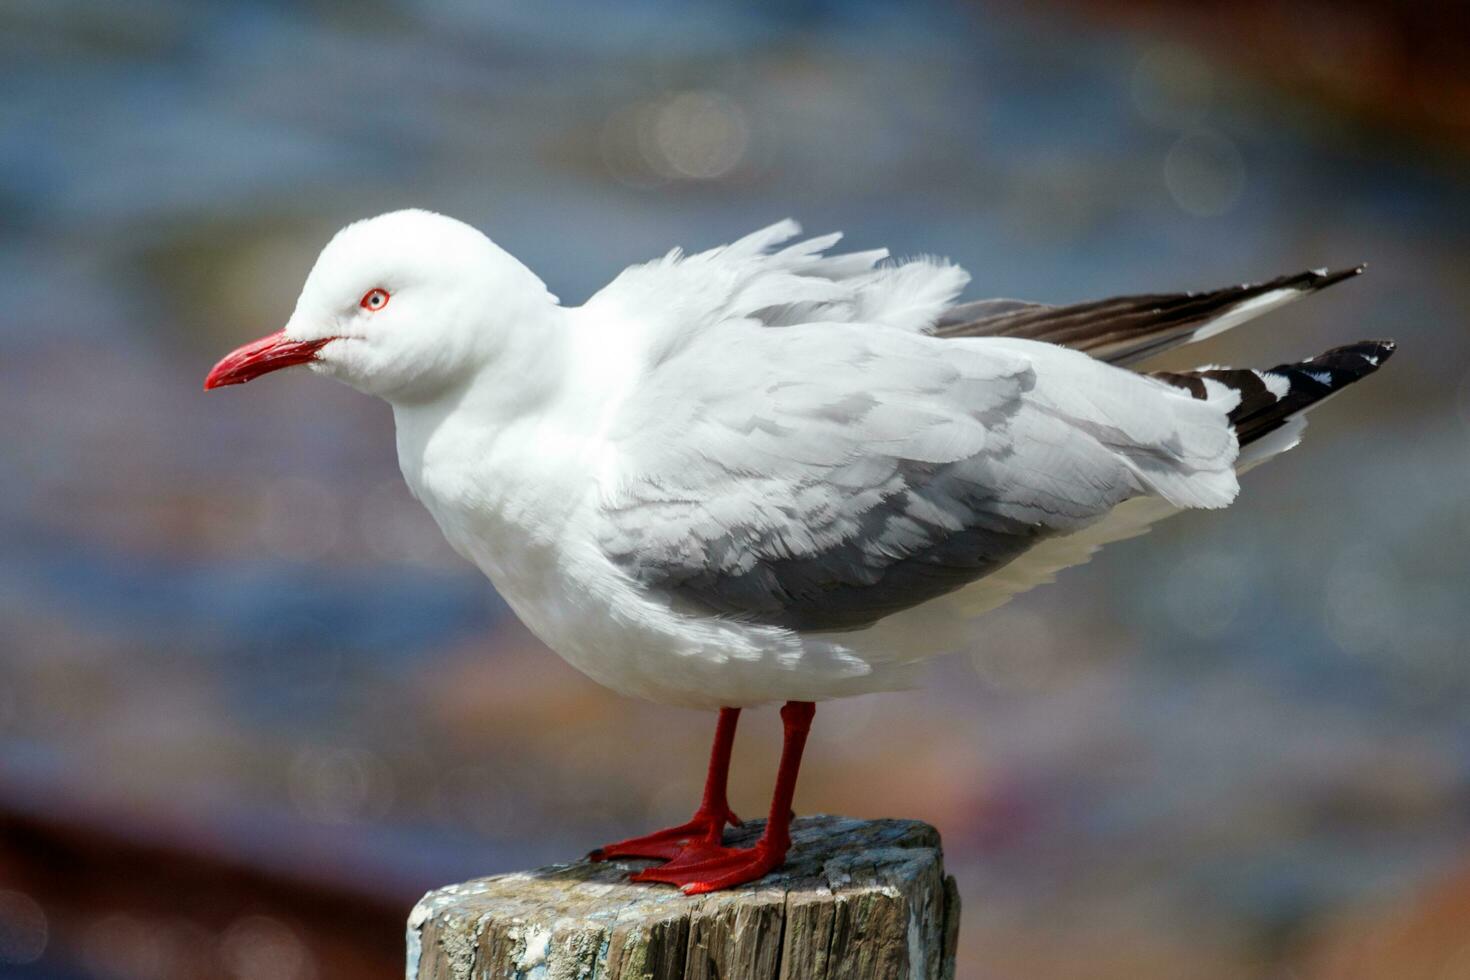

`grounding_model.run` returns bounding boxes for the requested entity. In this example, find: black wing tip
[1300,339,1396,380]
[1274,263,1366,294]
[1175,263,1364,302]
[1222,339,1395,445]
[1254,339,1395,413]
[1306,263,1367,289]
